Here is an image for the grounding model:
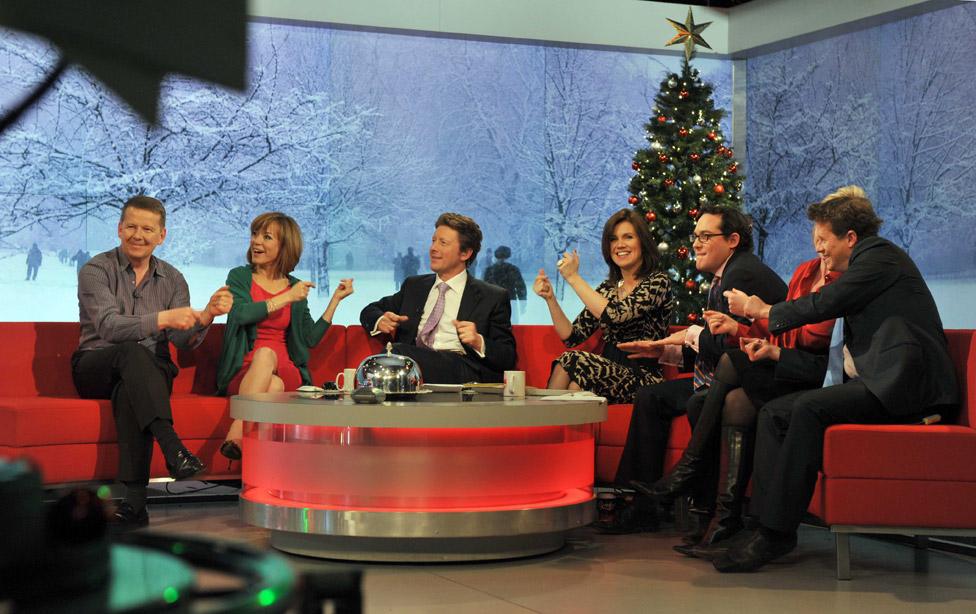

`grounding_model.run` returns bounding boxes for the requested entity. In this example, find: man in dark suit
[715,186,958,572]
[361,212,516,383]
[606,206,788,533]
